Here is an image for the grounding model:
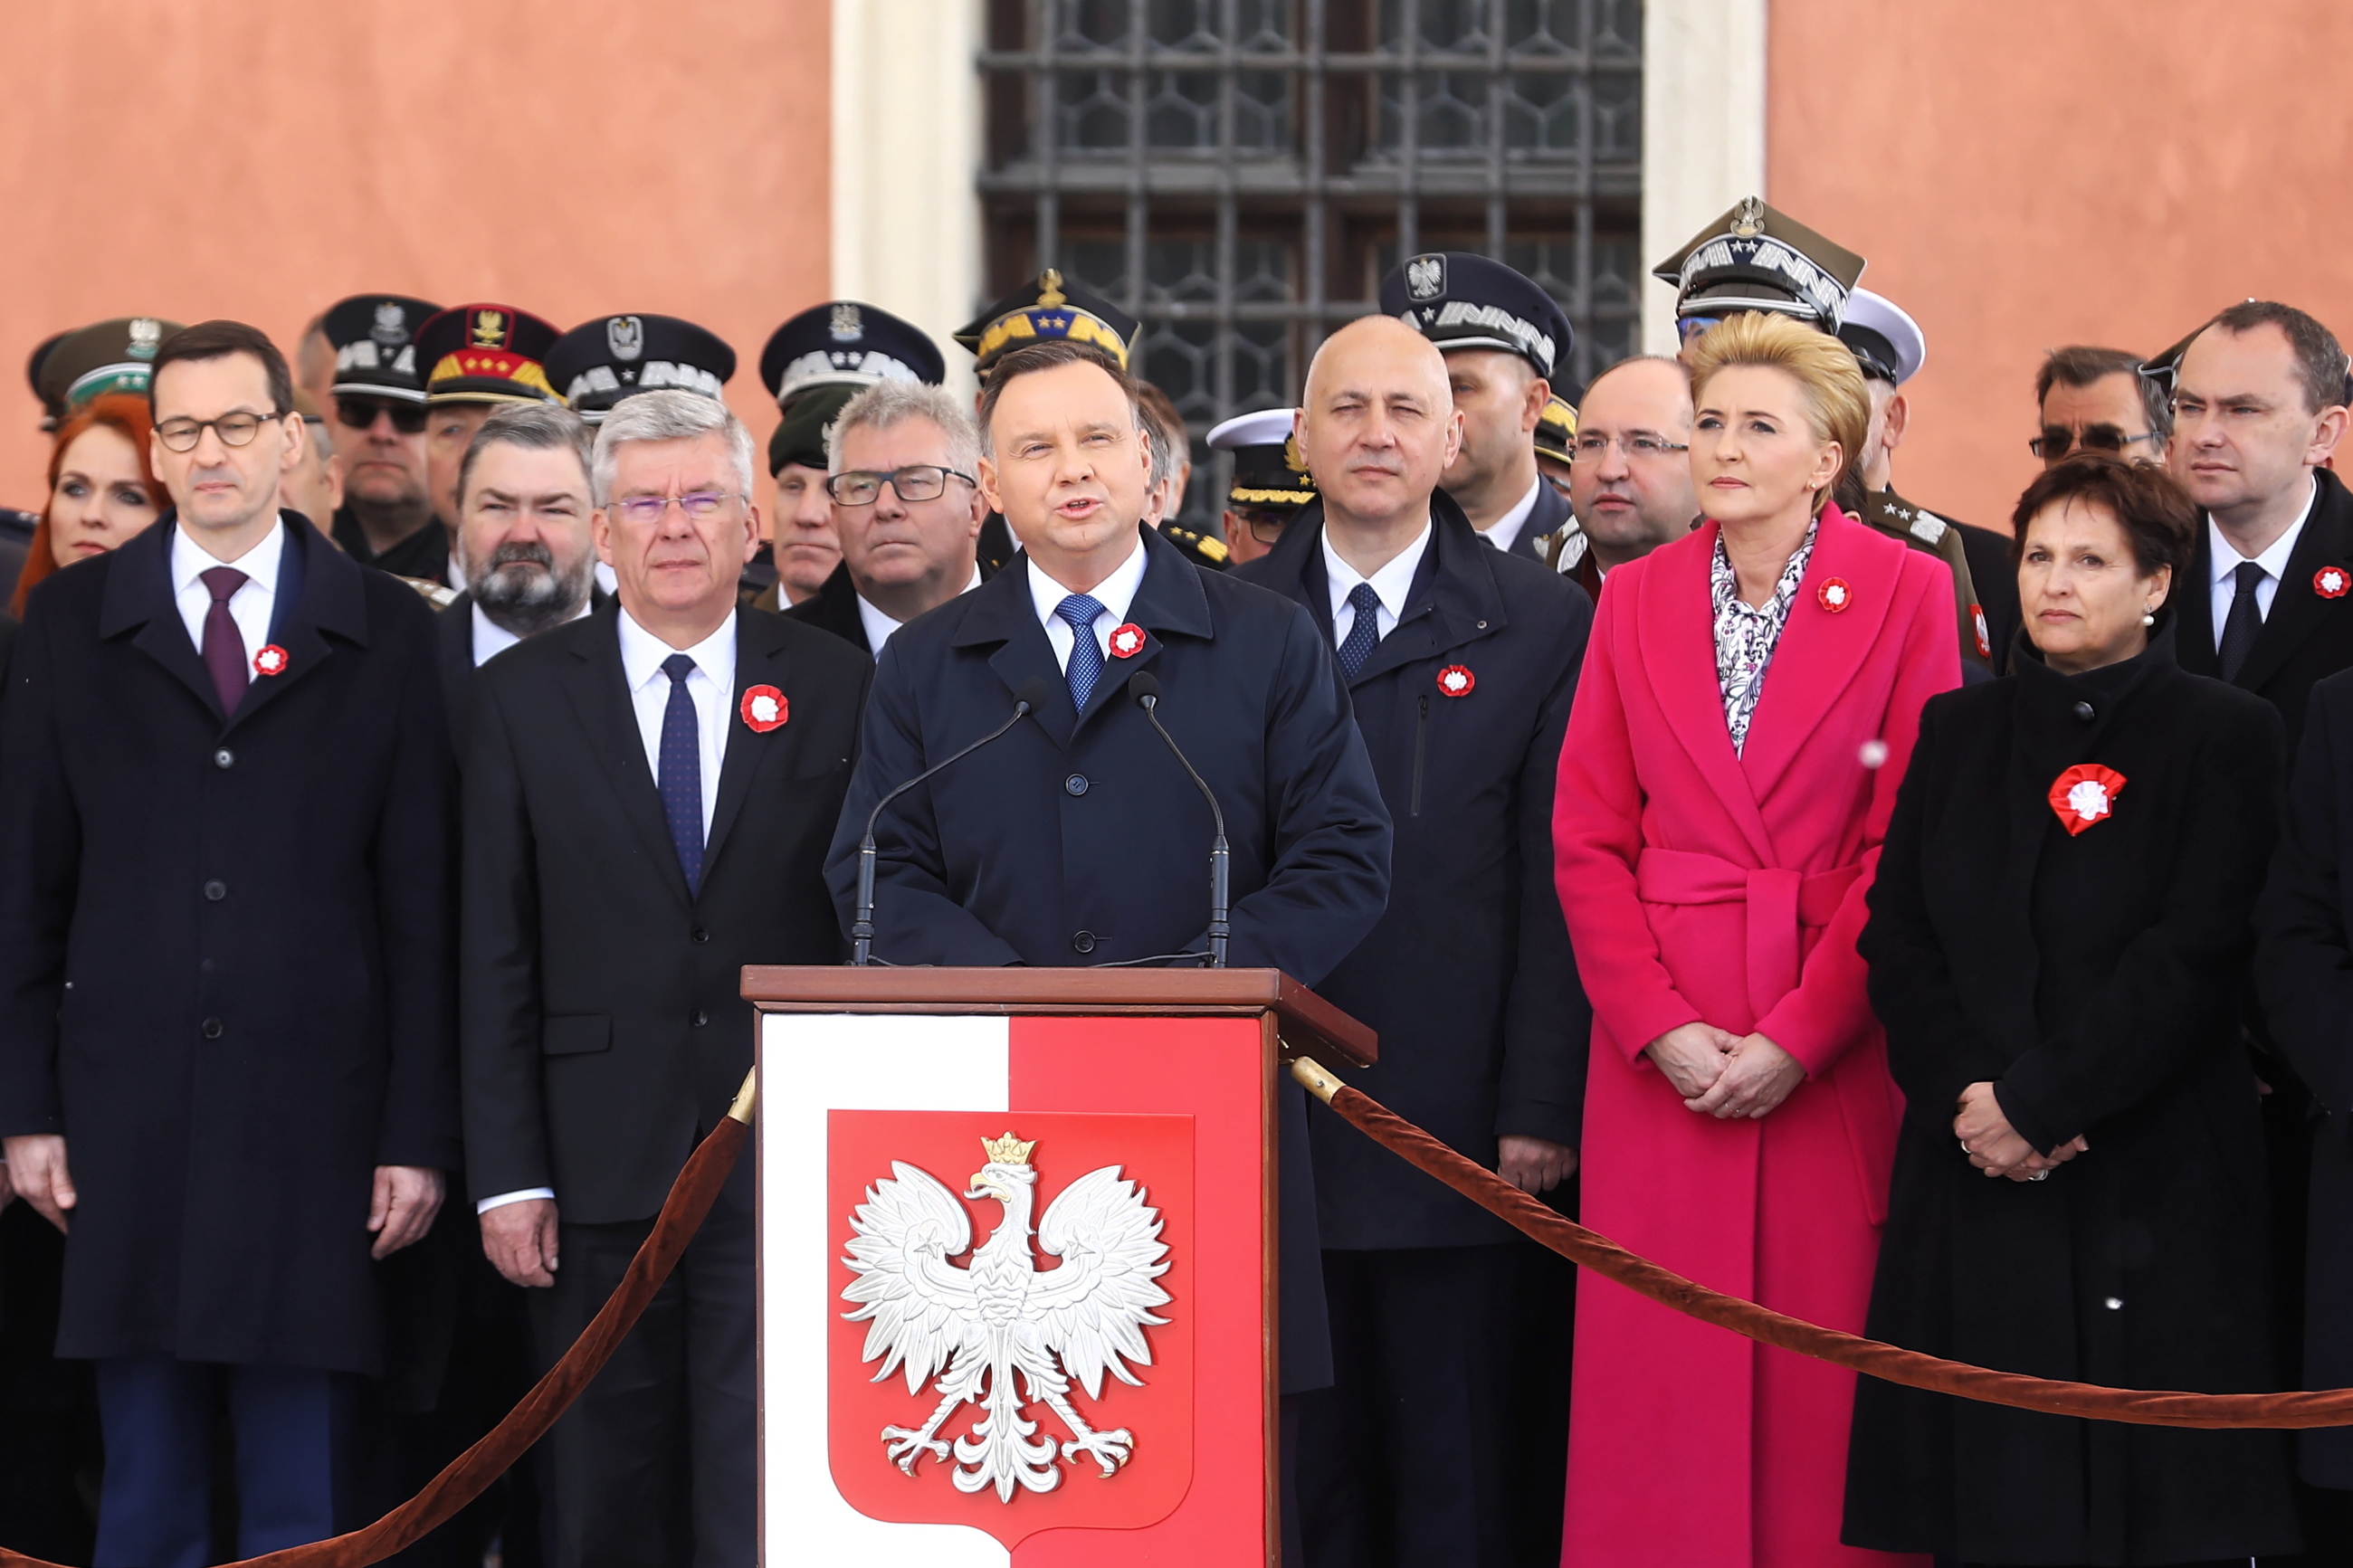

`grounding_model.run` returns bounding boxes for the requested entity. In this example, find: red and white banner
[760,1012,1273,1565]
